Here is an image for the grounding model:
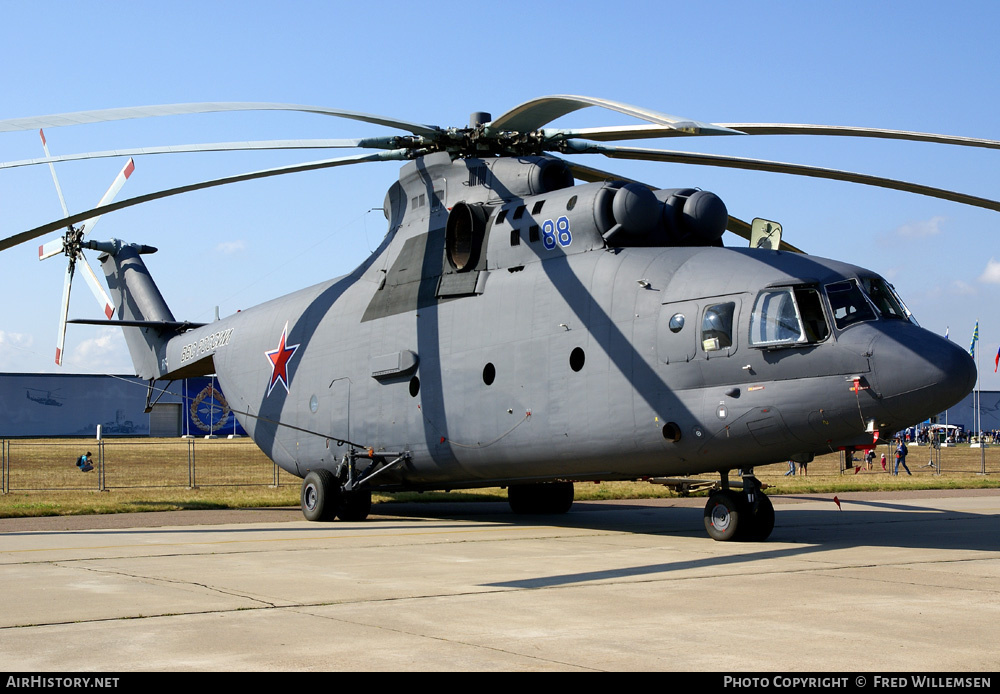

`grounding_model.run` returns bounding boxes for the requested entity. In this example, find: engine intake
[445,202,488,271]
